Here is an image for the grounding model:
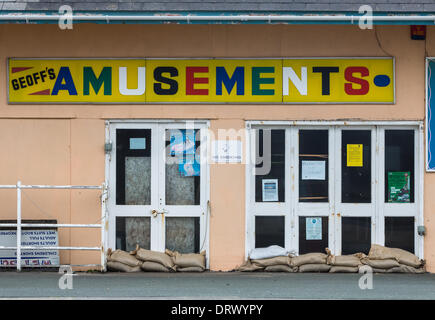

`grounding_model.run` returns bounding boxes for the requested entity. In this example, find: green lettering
[252,67,275,95]
[83,66,112,95]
